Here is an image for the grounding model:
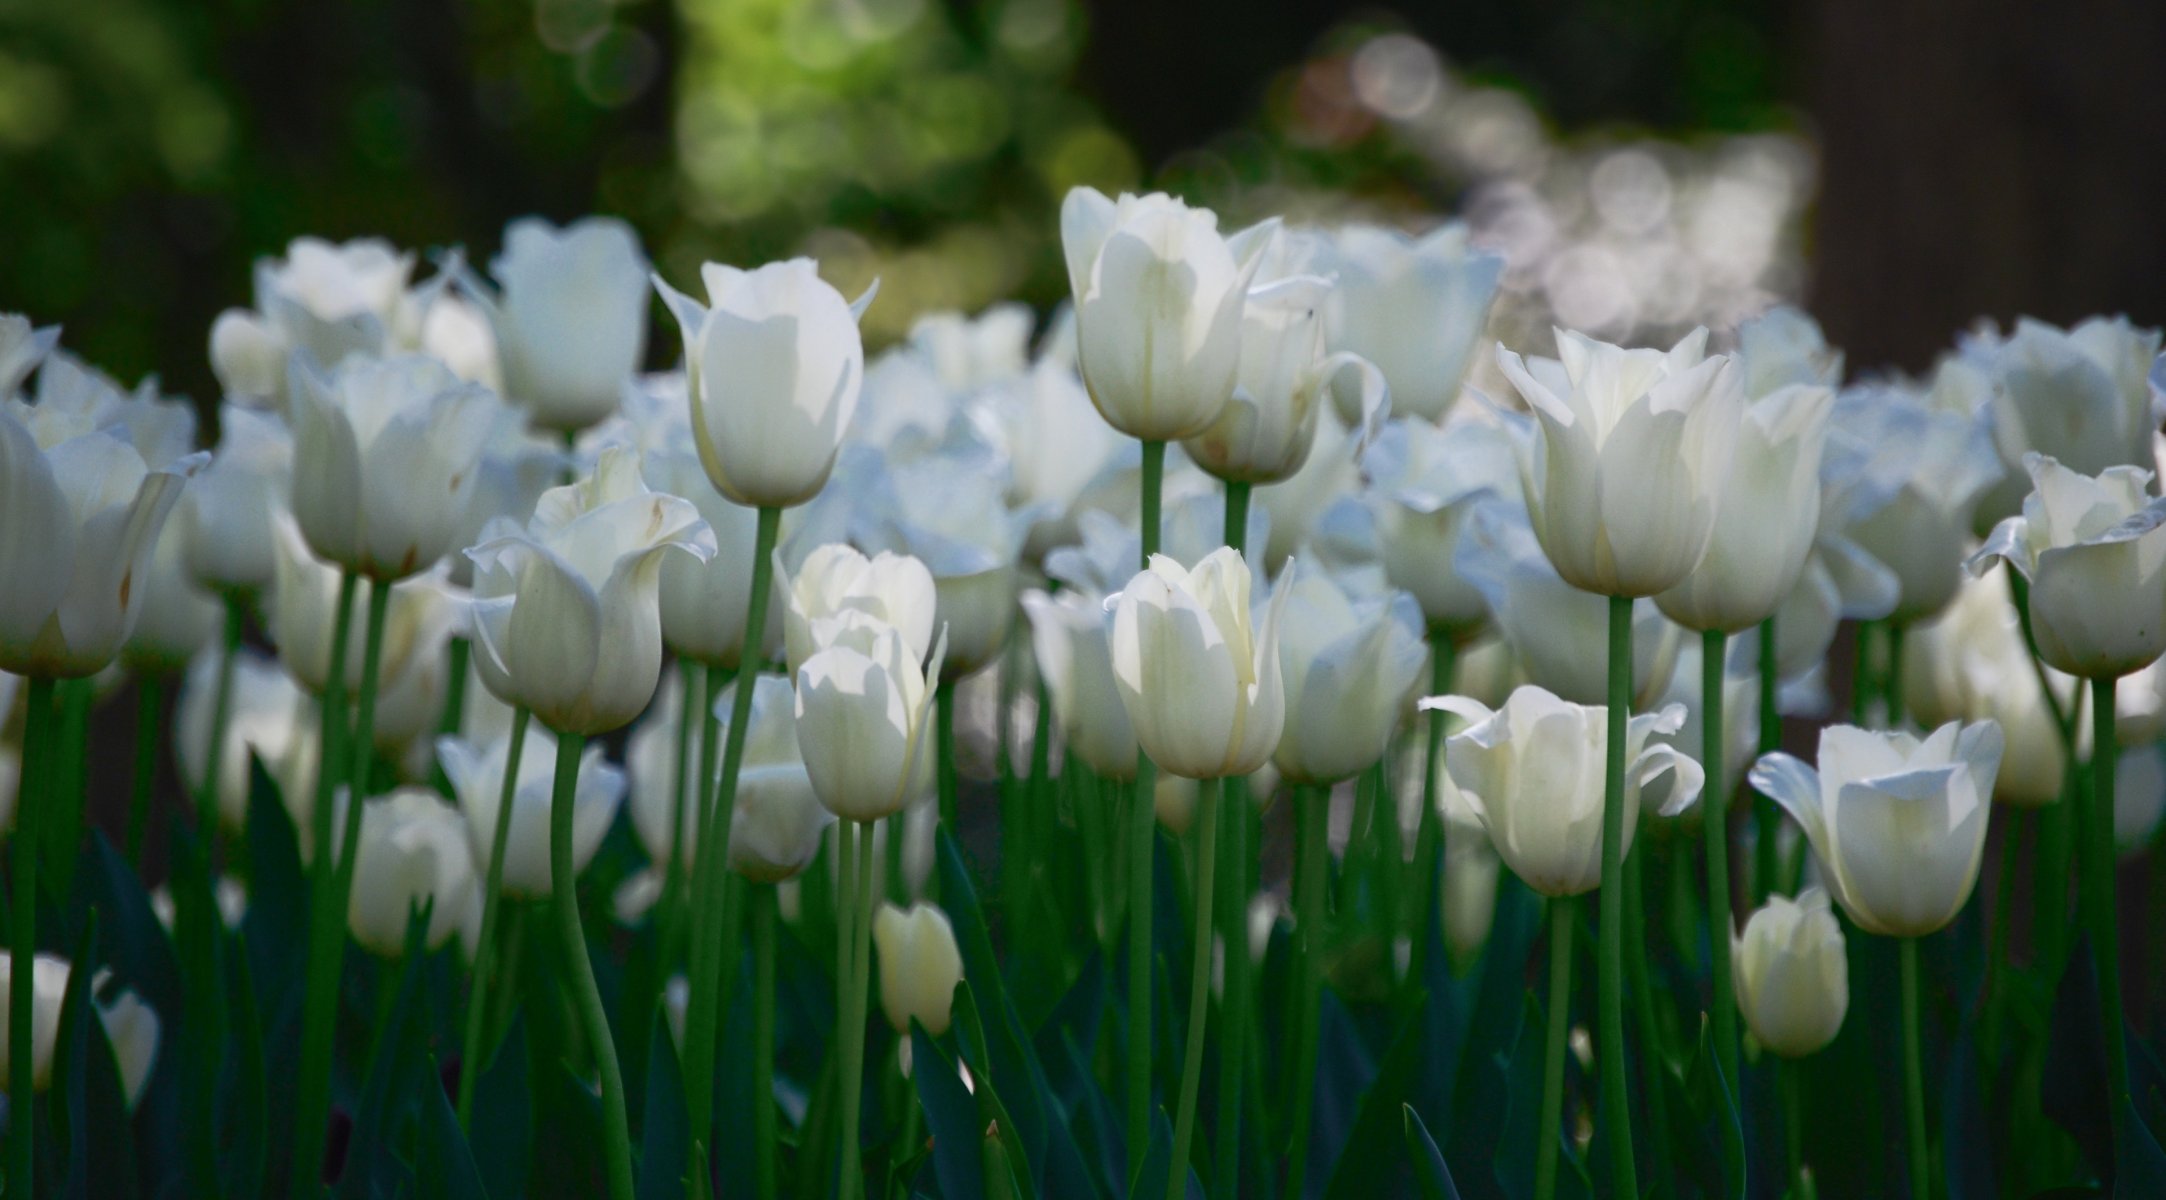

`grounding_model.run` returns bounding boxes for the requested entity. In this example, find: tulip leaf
[243,753,311,1018]
[49,910,99,1199]
[1324,1000,1425,1200]
[1446,878,1540,1184]
[1681,1018,1747,1200]
[1403,1103,1464,1200]
[470,1016,532,1199]
[532,1063,607,1199]
[1047,1029,1123,1197]
[219,928,268,1200]
[2044,936,2111,1176]
[414,1054,490,1200]
[335,905,433,1197]
[1125,1104,1203,1200]
[2117,1096,2166,1197]
[77,831,182,1023]
[953,981,1041,1200]
[636,1007,688,1200]
[912,1022,986,1200]
[1495,990,1590,1200]
[168,826,227,1195]
[1308,987,1378,1198]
